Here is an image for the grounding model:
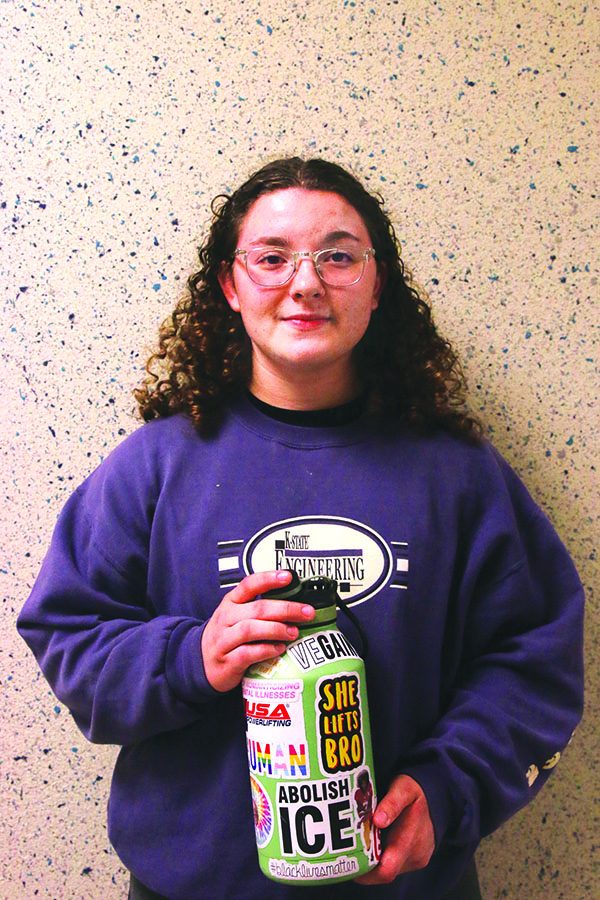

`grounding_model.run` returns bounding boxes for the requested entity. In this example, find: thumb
[373,774,421,829]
